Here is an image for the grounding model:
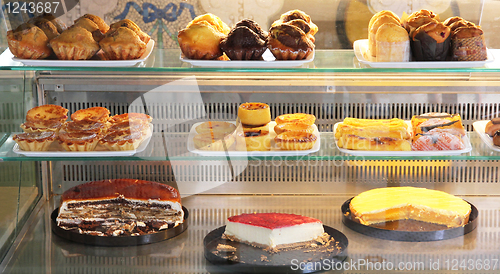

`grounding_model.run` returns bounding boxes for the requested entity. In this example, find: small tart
[57,130,101,151]
[108,113,152,124]
[71,107,110,123]
[100,129,147,151]
[235,129,271,151]
[193,132,235,151]
[26,104,68,123]
[20,120,64,133]
[13,131,56,151]
[238,103,271,126]
[196,121,236,135]
[62,120,106,134]
[242,123,269,132]
[275,113,315,125]
[274,132,317,150]
[107,121,150,135]
[274,122,314,135]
